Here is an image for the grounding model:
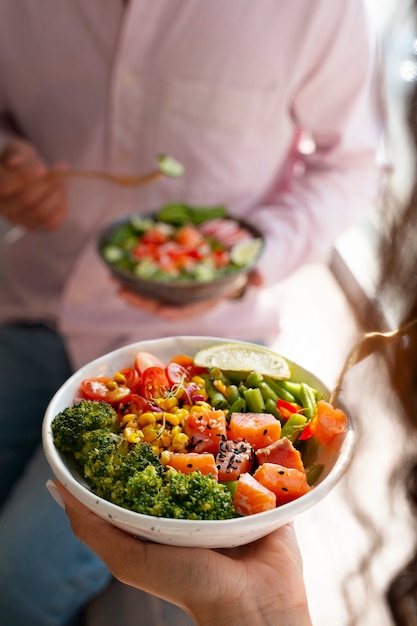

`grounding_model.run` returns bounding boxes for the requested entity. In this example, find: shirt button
[122,69,137,85]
